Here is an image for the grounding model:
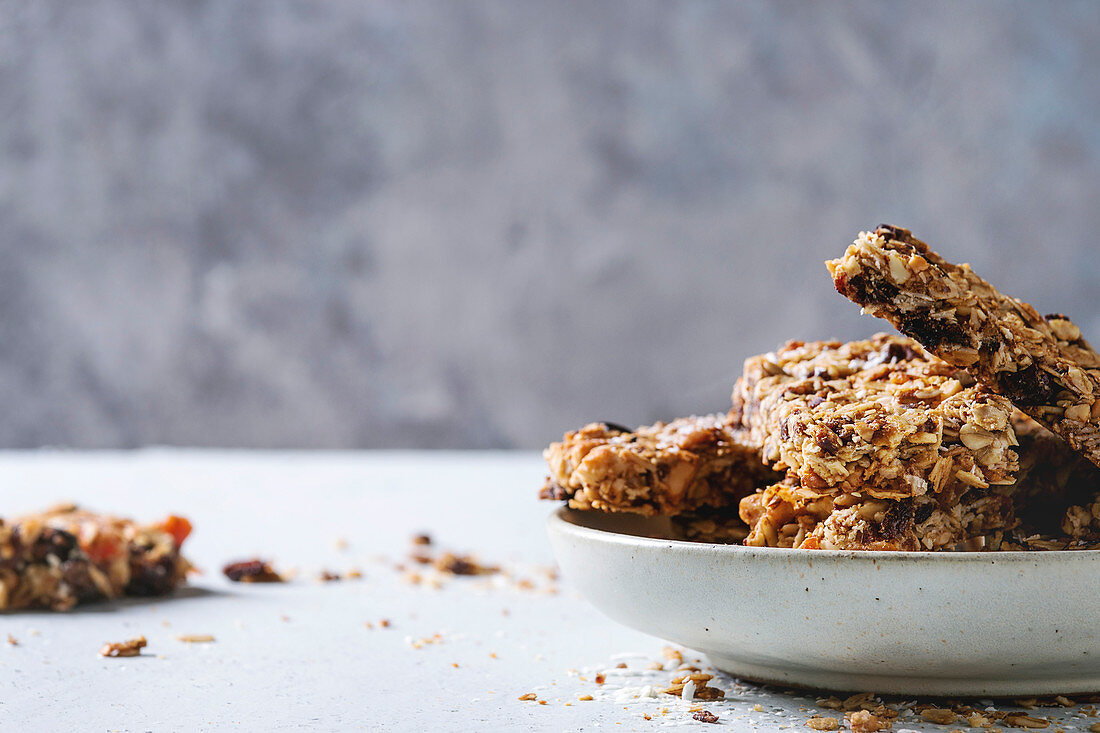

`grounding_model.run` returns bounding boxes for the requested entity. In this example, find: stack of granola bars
[541,226,1100,551]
